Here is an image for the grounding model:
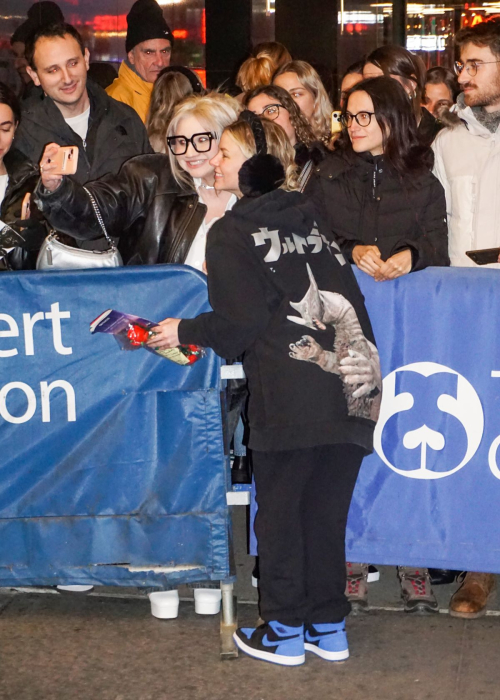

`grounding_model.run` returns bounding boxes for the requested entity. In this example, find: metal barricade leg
[220,582,238,659]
